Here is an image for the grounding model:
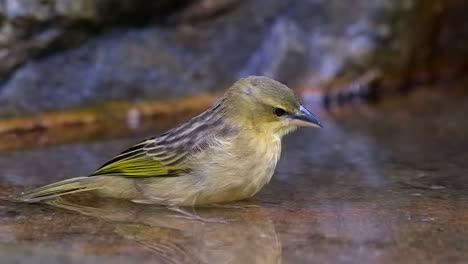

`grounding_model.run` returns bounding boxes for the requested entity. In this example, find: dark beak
[290,105,323,128]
